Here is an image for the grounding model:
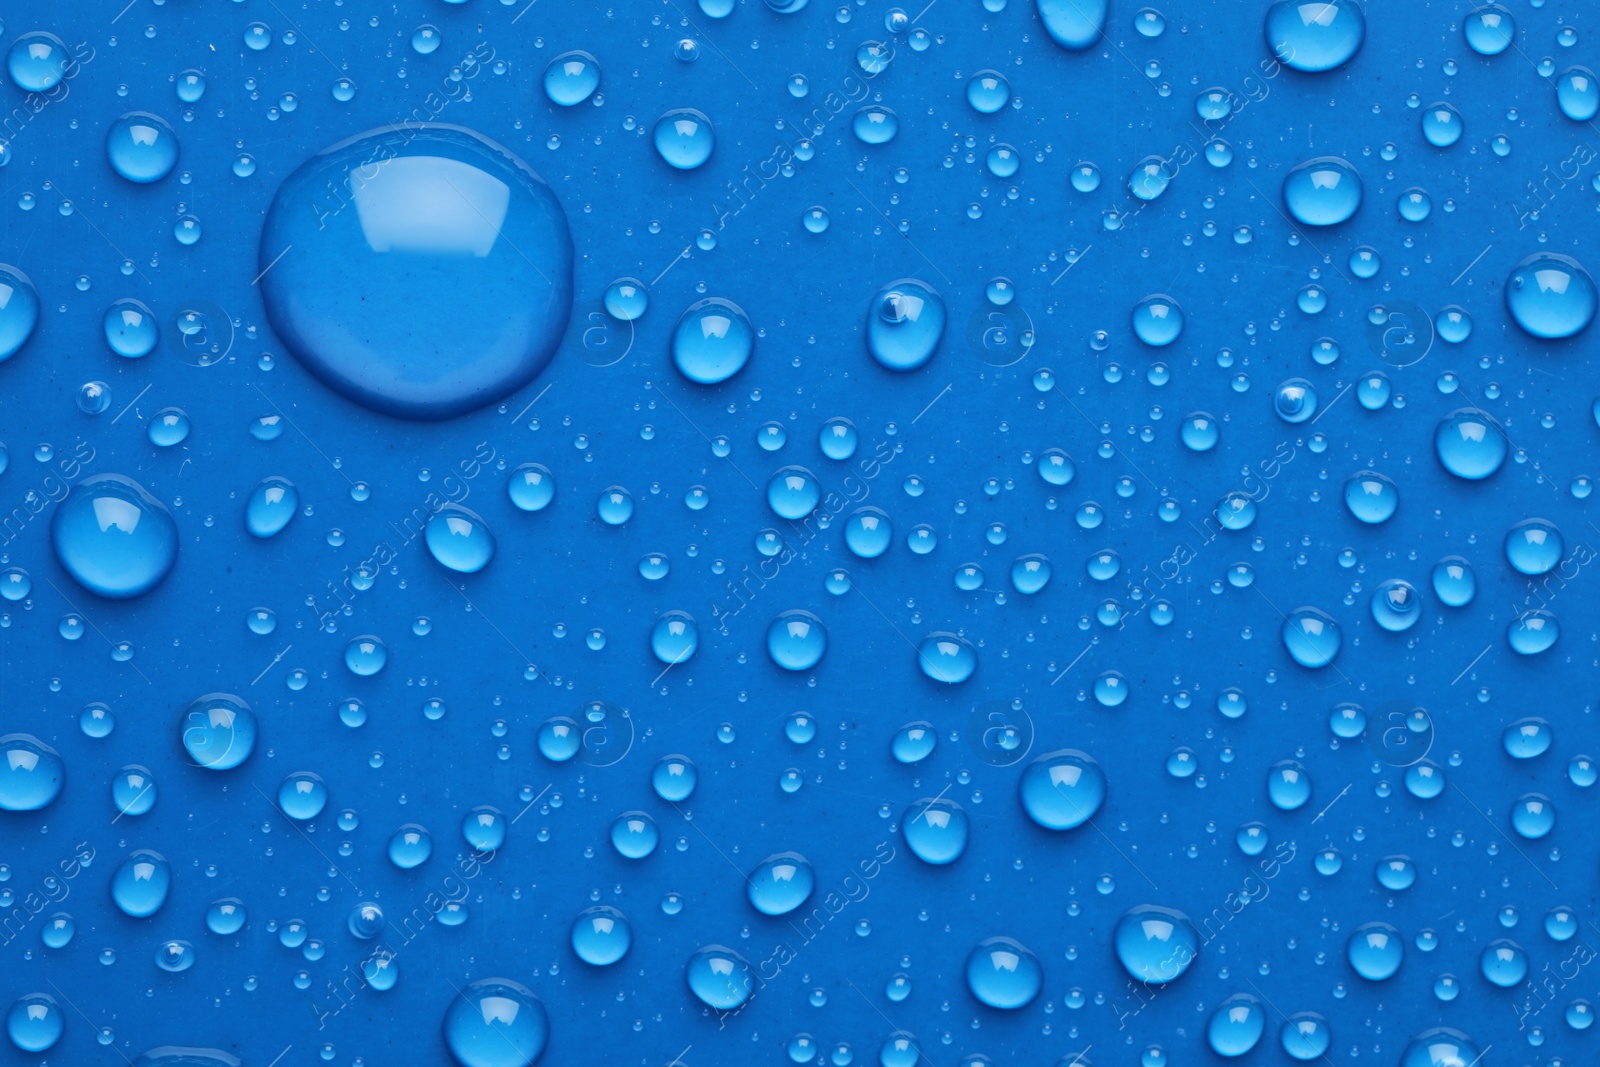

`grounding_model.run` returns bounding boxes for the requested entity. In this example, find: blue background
[0,0,1597,1064]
